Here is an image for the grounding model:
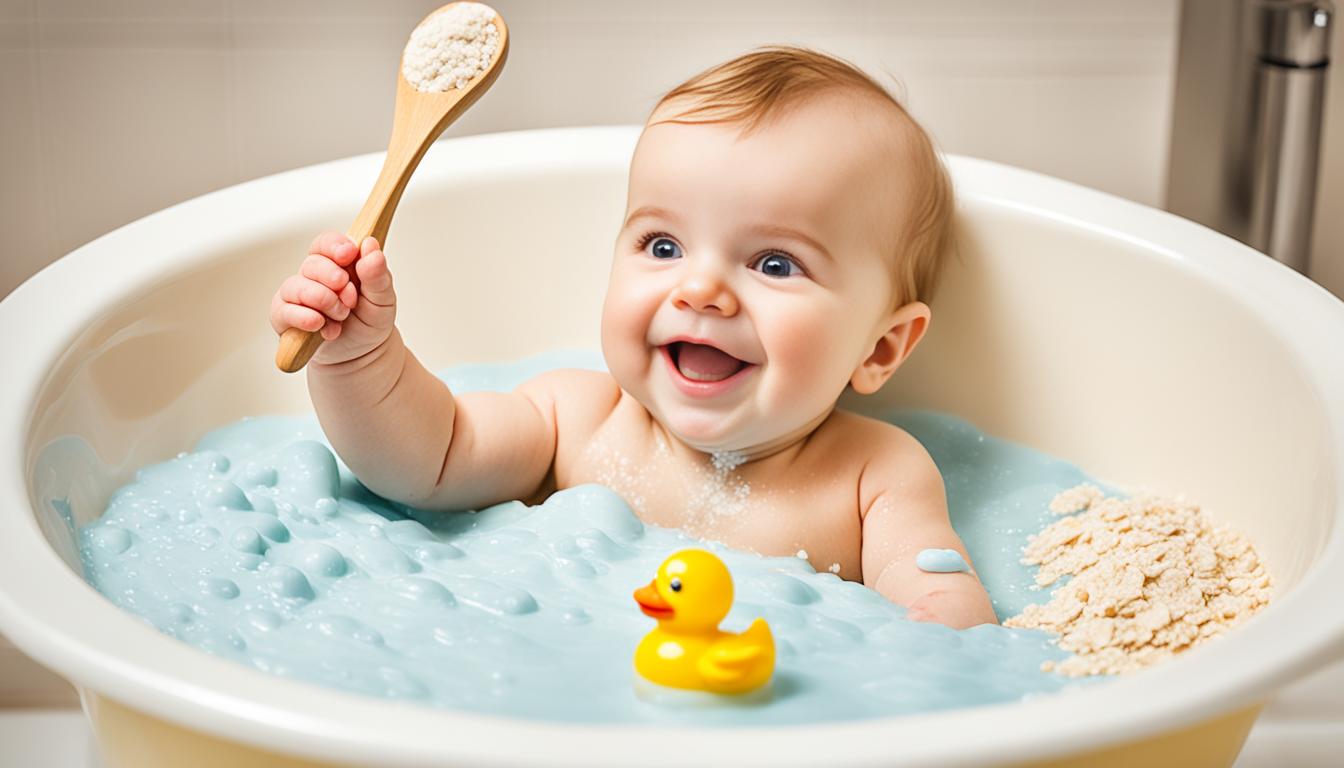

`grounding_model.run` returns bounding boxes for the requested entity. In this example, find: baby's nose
[670,270,739,316]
